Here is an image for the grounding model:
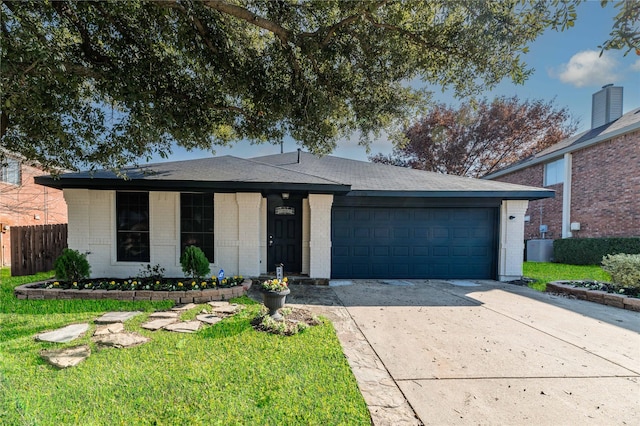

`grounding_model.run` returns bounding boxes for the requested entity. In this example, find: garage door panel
[354,210,371,221]
[393,246,409,257]
[332,207,496,279]
[433,228,449,238]
[414,227,429,238]
[353,246,369,256]
[394,228,410,239]
[433,246,449,256]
